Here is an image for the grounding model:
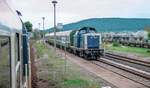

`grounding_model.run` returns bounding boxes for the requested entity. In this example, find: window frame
[0,35,11,88]
[15,33,21,88]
